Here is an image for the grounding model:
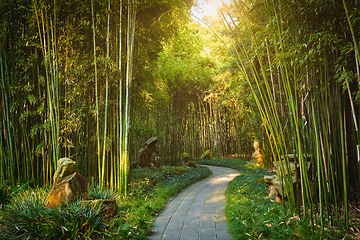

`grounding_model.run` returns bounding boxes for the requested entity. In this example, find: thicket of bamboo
[2,0,228,193]
[1,0,147,193]
[208,0,360,229]
[2,0,359,233]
